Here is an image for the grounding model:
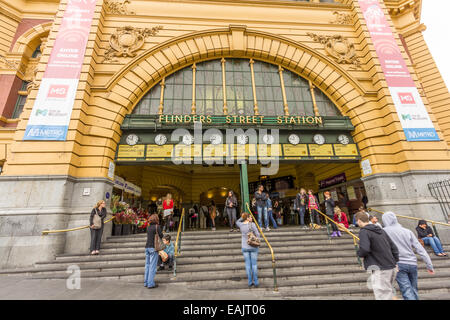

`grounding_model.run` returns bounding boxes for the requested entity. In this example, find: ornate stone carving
[0,55,25,76]
[330,11,352,25]
[103,26,163,62]
[104,0,135,15]
[307,33,361,69]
